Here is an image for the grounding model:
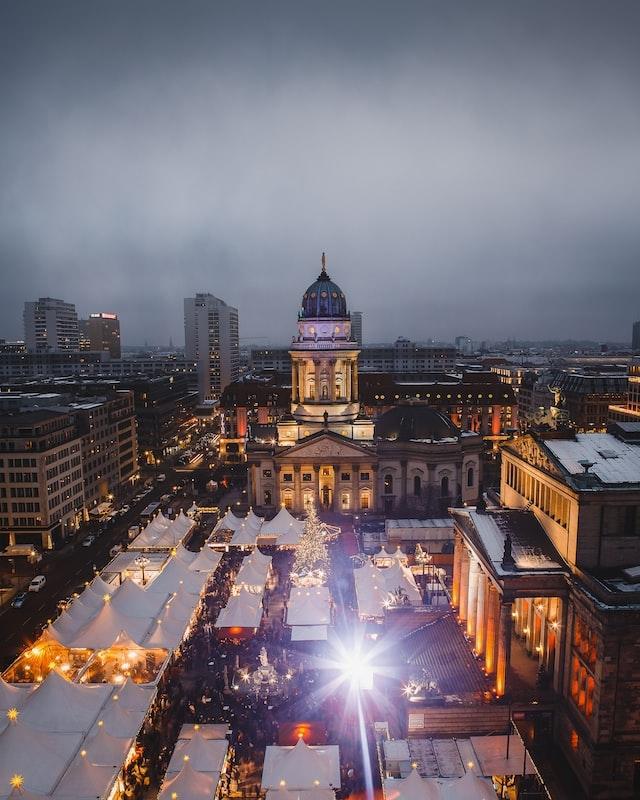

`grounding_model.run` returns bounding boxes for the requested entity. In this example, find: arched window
[467,466,474,487]
[263,489,272,505]
[283,493,293,510]
[341,492,350,510]
[360,491,370,510]
[441,476,449,497]
[384,474,393,494]
[413,475,421,496]
[322,385,328,399]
